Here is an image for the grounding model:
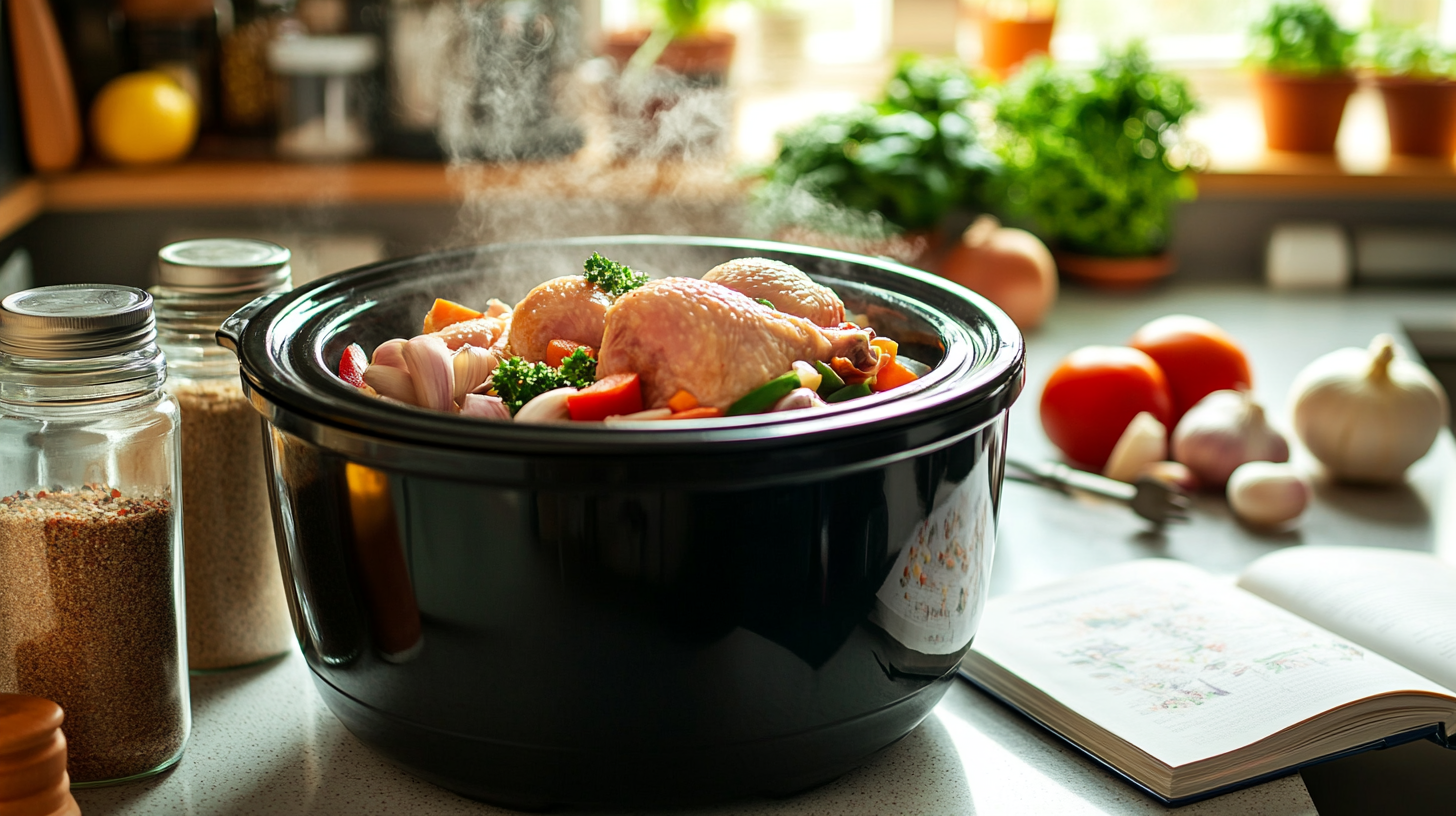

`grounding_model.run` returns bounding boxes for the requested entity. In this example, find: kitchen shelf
[0,150,1451,241]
